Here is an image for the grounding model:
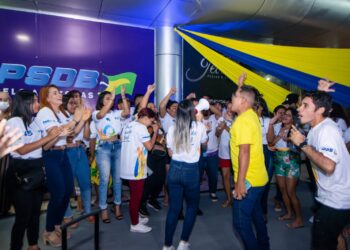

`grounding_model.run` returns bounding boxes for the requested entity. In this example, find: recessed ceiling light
[16,33,30,42]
